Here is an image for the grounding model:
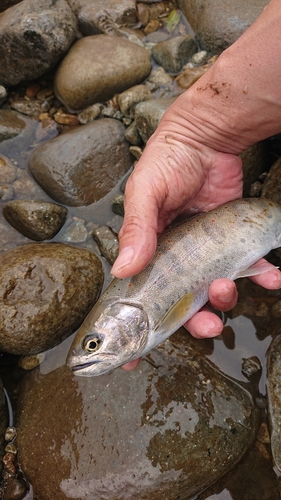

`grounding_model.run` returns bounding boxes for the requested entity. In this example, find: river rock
[3,200,68,241]
[0,379,7,477]
[92,225,119,265]
[28,119,133,207]
[267,334,281,472]
[17,328,257,500]
[54,35,151,111]
[261,156,281,204]
[0,0,77,87]
[135,97,176,143]
[0,111,26,143]
[118,85,152,117]
[0,243,103,355]
[152,35,197,74]
[177,0,269,53]
[67,0,136,36]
